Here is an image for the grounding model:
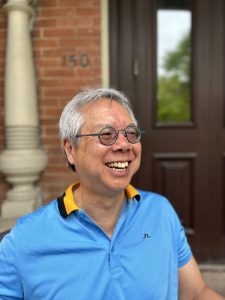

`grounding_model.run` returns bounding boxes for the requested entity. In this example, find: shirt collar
[57,183,140,218]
